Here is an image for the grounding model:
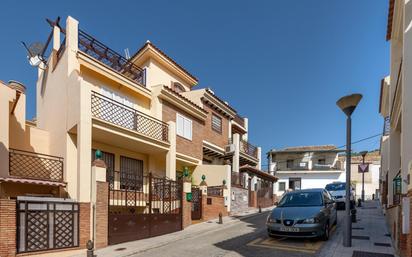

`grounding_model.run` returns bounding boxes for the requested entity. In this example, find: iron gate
[191,186,202,220]
[108,172,182,245]
[257,181,274,208]
[16,197,79,253]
